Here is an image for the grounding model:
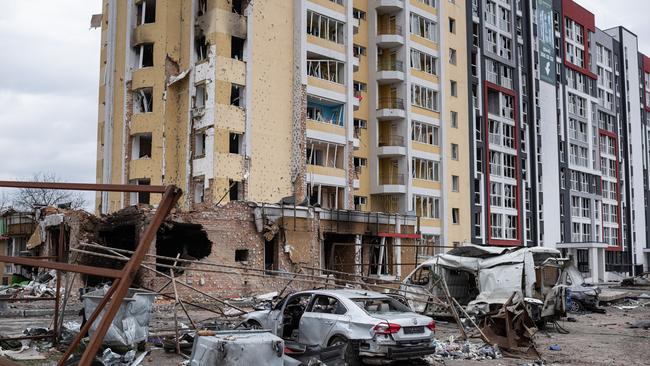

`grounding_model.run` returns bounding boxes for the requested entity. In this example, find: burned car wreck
[241,289,436,365]
[400,245,572,325]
